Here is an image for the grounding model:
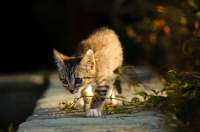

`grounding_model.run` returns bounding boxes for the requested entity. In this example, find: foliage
[58,68,200,131]
[112,76,122,94]
[164,71,200,127]
[134,70,200,131]
[58,94,134,114]
[0,123,14,132]
[58,100,79,111]
[182,33,200,71]
[103,104,134,114]
[111,0,200,72]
